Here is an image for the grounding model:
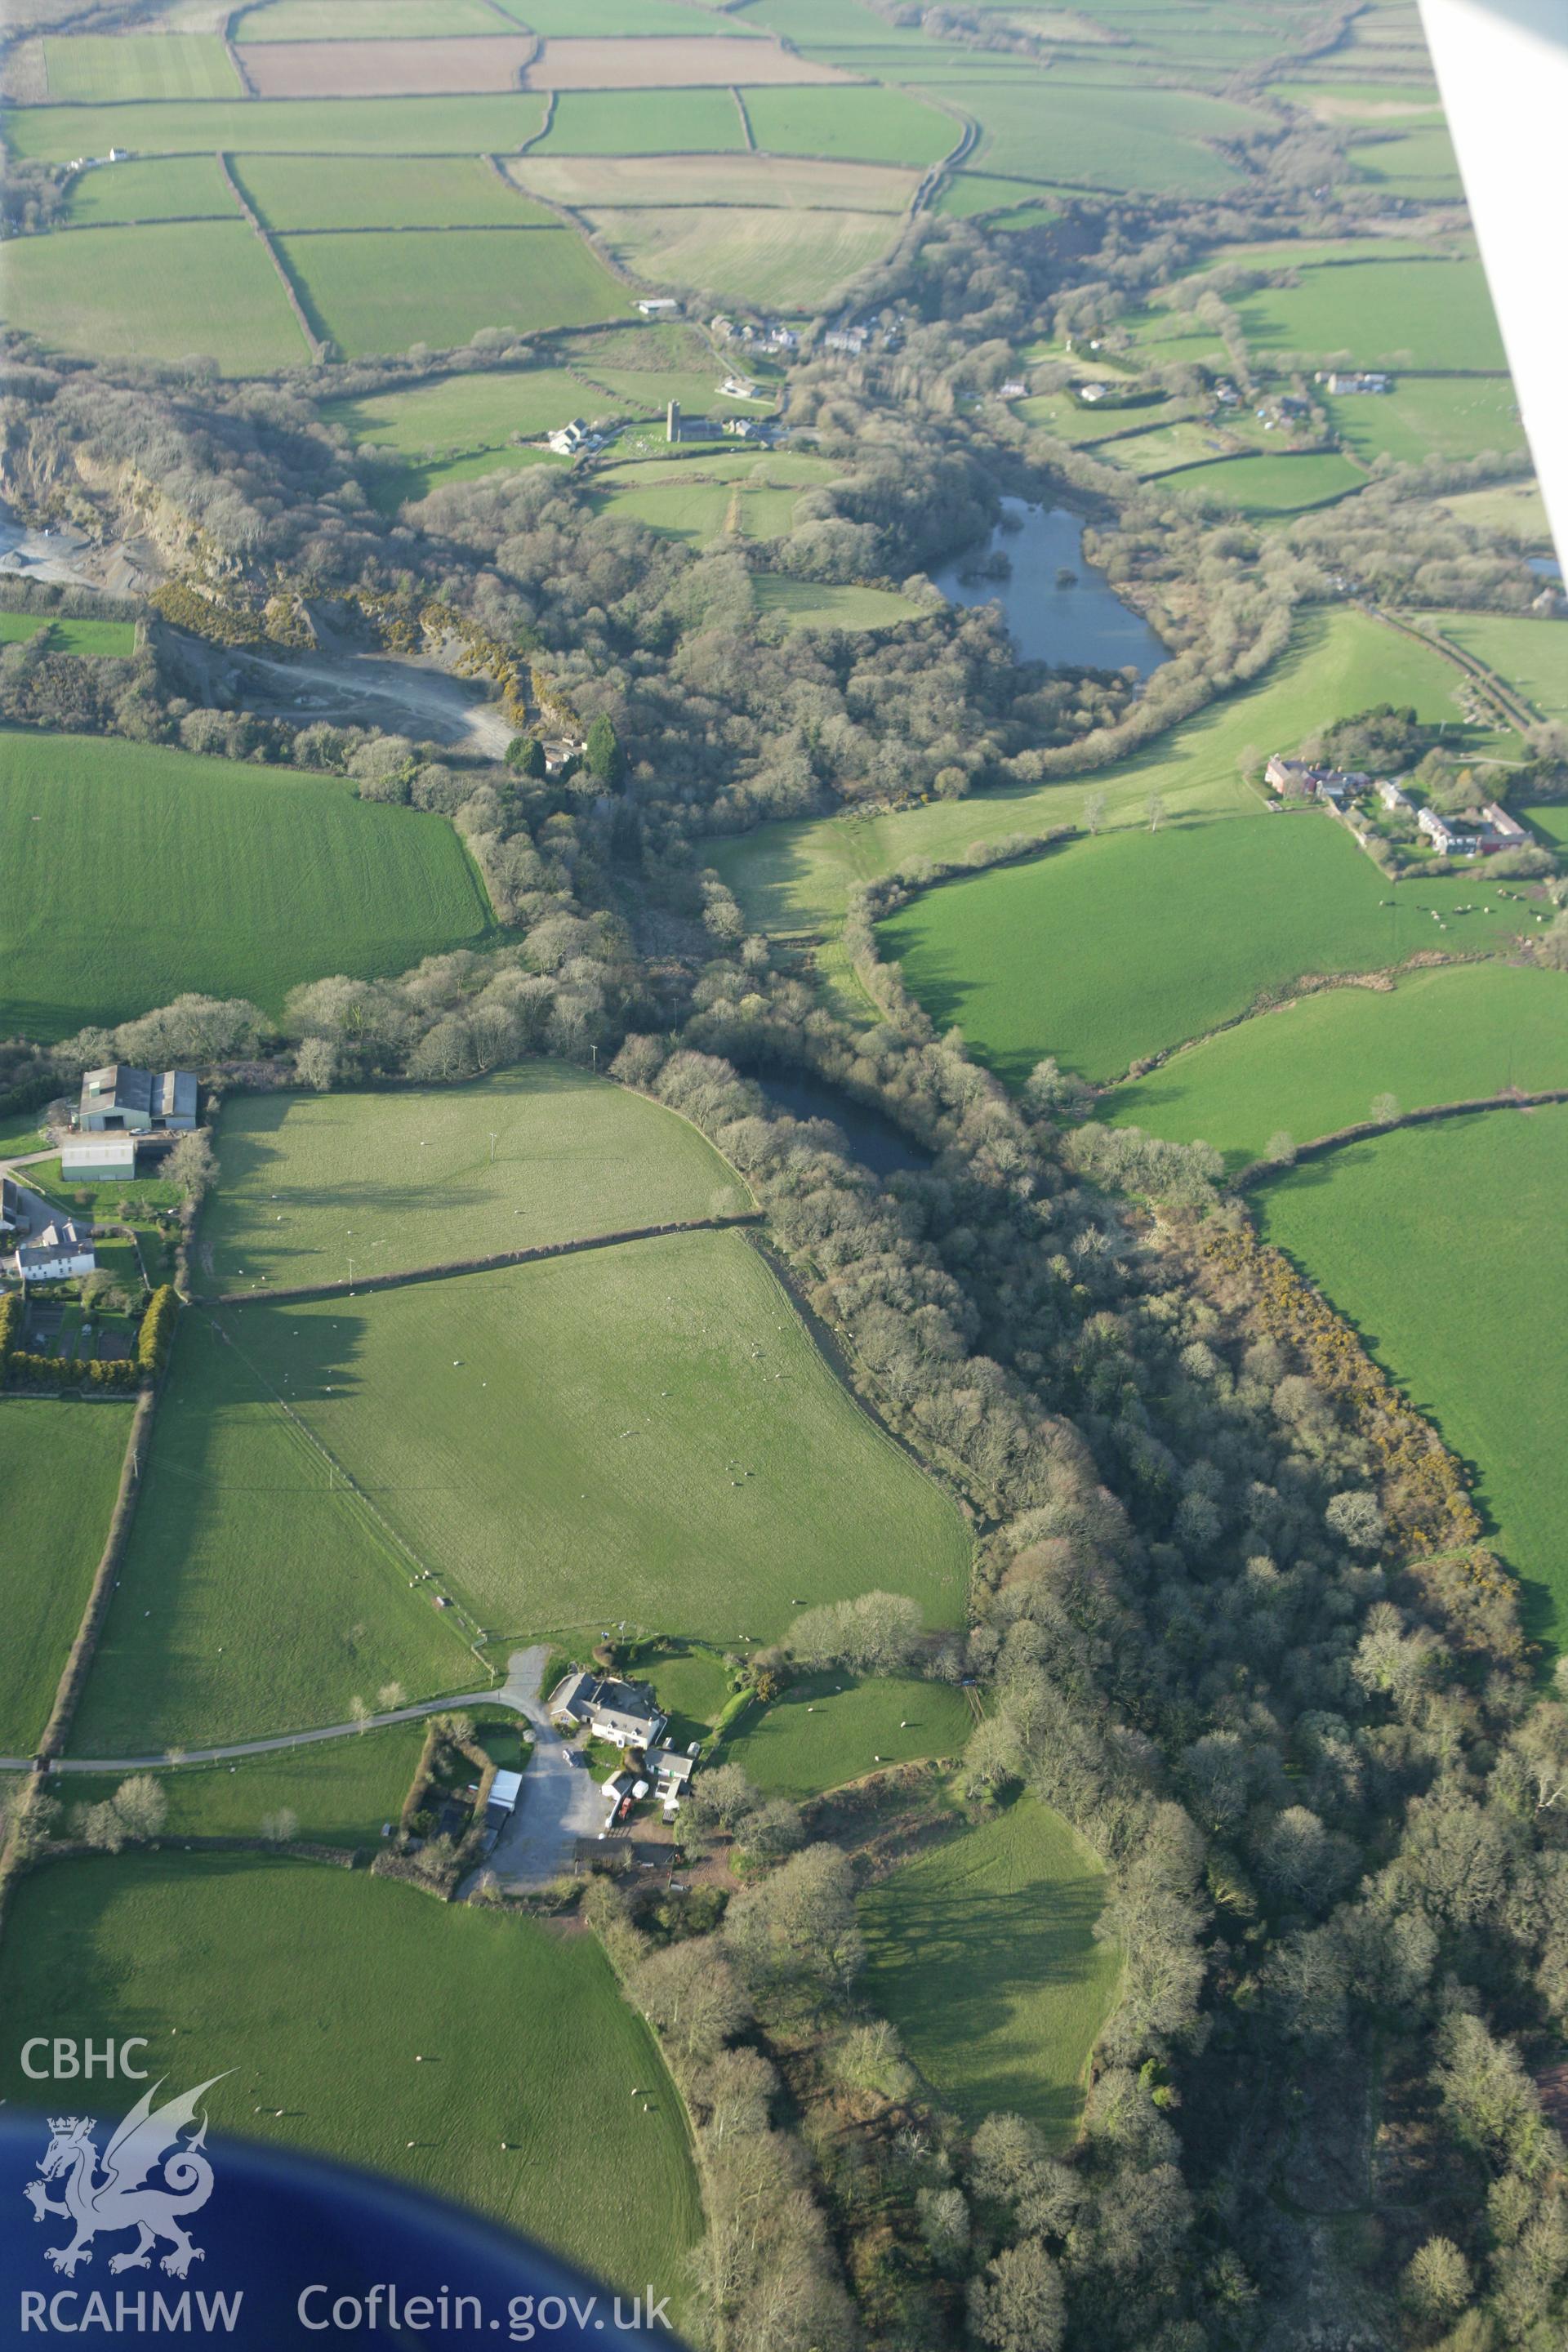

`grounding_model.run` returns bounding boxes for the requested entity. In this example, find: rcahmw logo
[21,2071,238,2305]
